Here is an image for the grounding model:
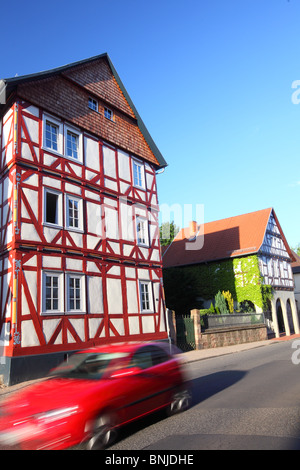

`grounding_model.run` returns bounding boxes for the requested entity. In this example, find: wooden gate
[175,315,196,351]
